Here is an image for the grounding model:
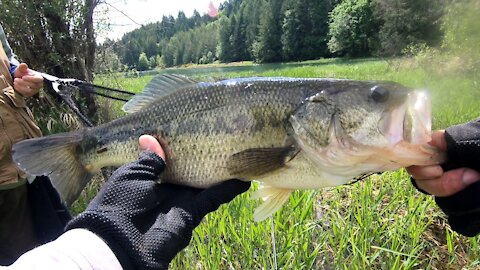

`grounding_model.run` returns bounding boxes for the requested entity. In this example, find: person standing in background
[0,24,70,265]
